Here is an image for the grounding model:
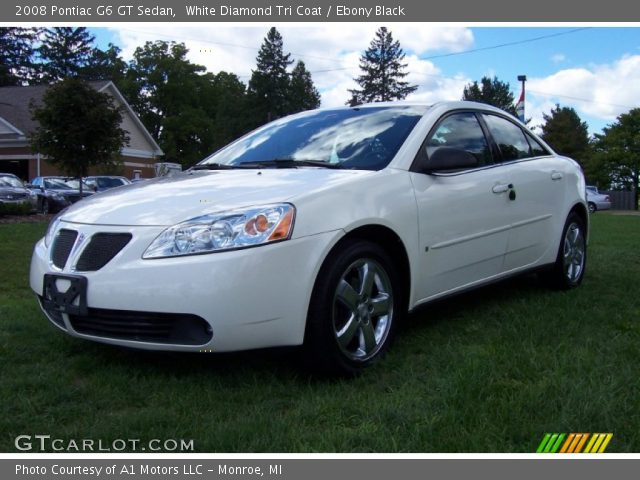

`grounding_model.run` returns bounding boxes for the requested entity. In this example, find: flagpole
[517,75,527,122]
